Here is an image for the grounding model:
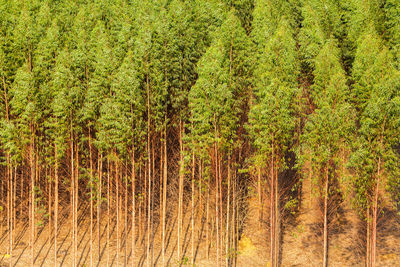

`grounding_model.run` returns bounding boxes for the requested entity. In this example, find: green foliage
[300,40,354,197]
[249,18,298,166]
[189,11,251,156]
[350,30,400,216]
[299,0,344,71]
